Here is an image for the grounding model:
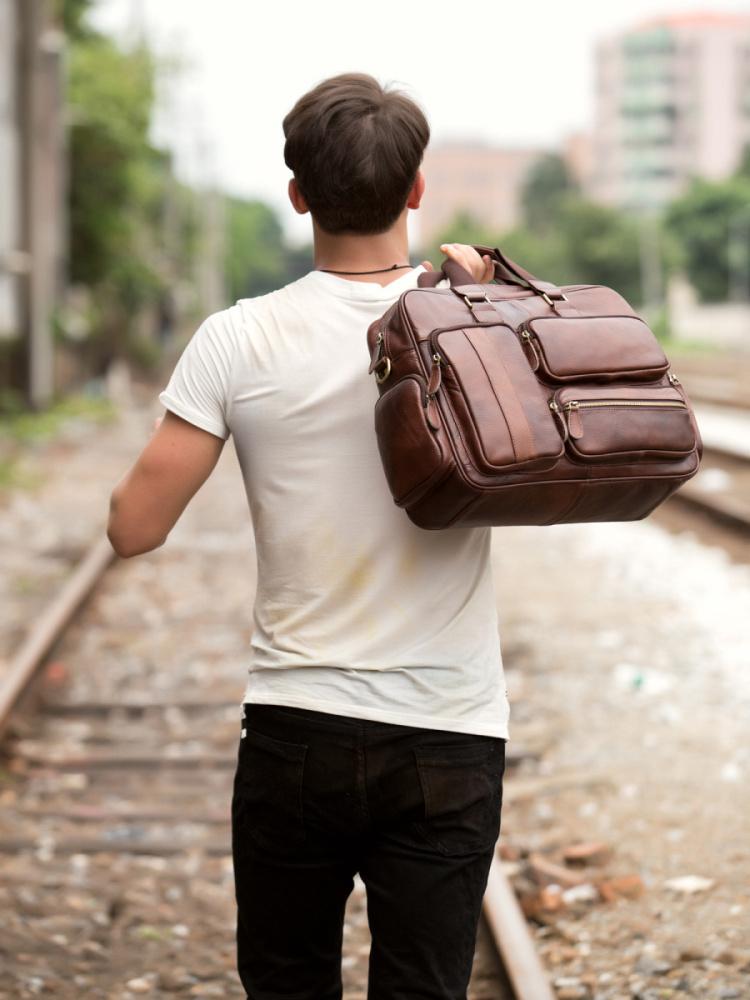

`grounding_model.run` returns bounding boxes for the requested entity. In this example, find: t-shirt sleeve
[158,312,234,440]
